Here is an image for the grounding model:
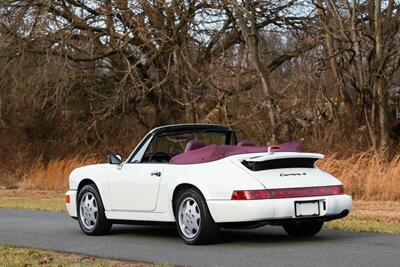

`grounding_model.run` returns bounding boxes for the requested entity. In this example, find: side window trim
[127,134,154,163]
